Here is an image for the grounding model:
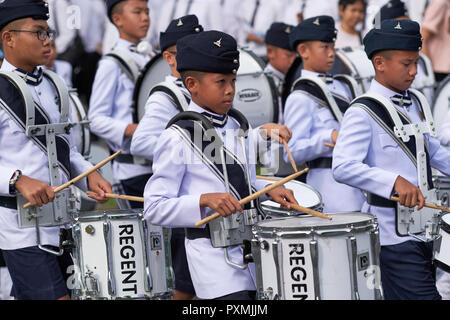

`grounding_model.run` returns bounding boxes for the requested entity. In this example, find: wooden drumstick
[194,168,309,227]
[290,203,332,220]
[390,196,450,212]
[282,139,298,173]
[87,191,144,203]
[324,143,335,148]
[23,150,122,209]
[255,175,280,182]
